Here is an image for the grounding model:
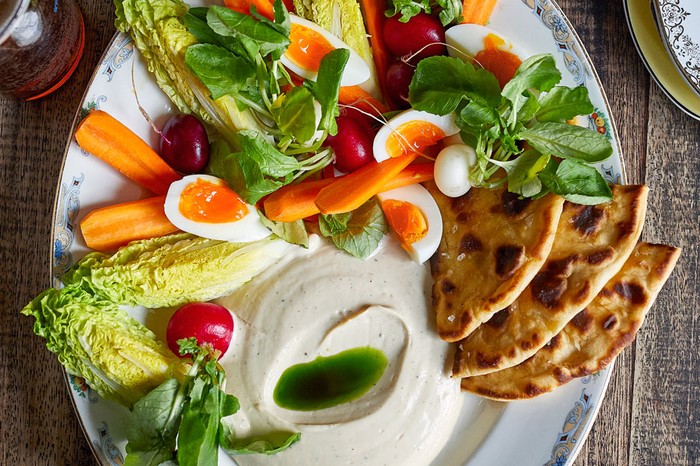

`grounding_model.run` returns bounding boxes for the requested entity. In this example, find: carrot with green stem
[75,110,181,195]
